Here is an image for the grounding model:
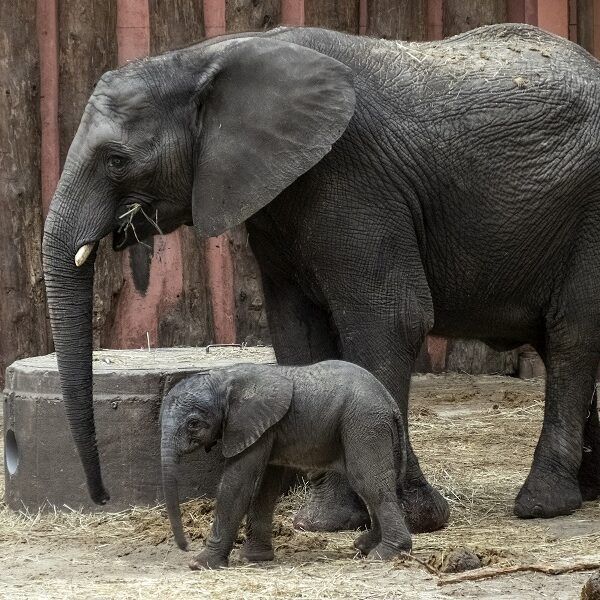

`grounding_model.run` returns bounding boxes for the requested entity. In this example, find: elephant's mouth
[112,202,162,251]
